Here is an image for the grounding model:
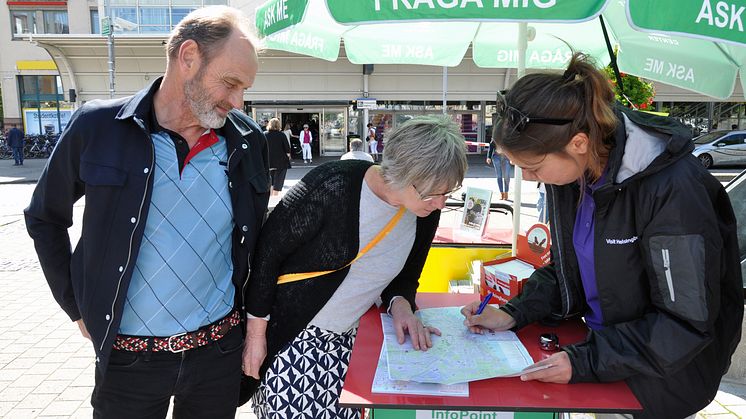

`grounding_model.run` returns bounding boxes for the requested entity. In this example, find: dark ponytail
[495,52,617,182]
